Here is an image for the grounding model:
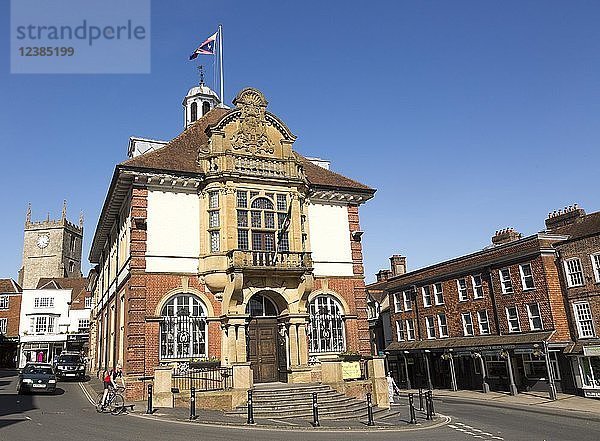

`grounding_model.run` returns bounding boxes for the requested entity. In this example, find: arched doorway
[246,293,287,383]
